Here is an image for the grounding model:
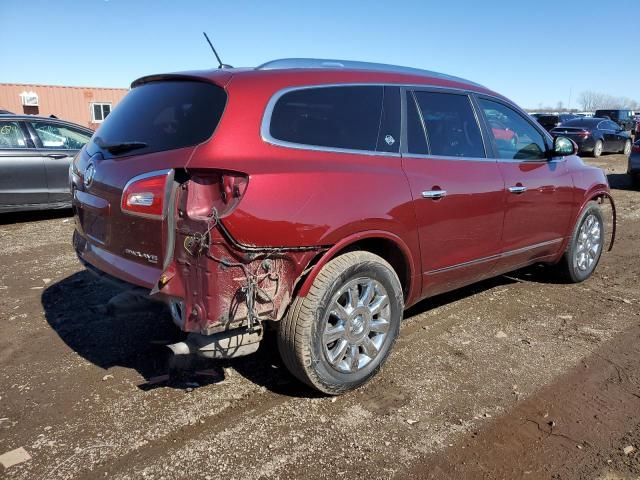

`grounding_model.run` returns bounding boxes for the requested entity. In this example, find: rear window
[269,86,390,152]
[91,80,227,157]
